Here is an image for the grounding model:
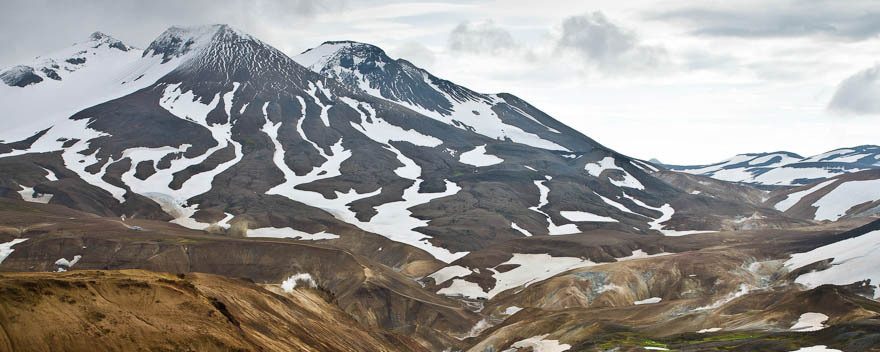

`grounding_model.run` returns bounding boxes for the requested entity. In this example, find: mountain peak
[143,24,311,85]
[86,31,131,51]
[295,40,389,72]
[144,24,227,62]
[143,24,258,62]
